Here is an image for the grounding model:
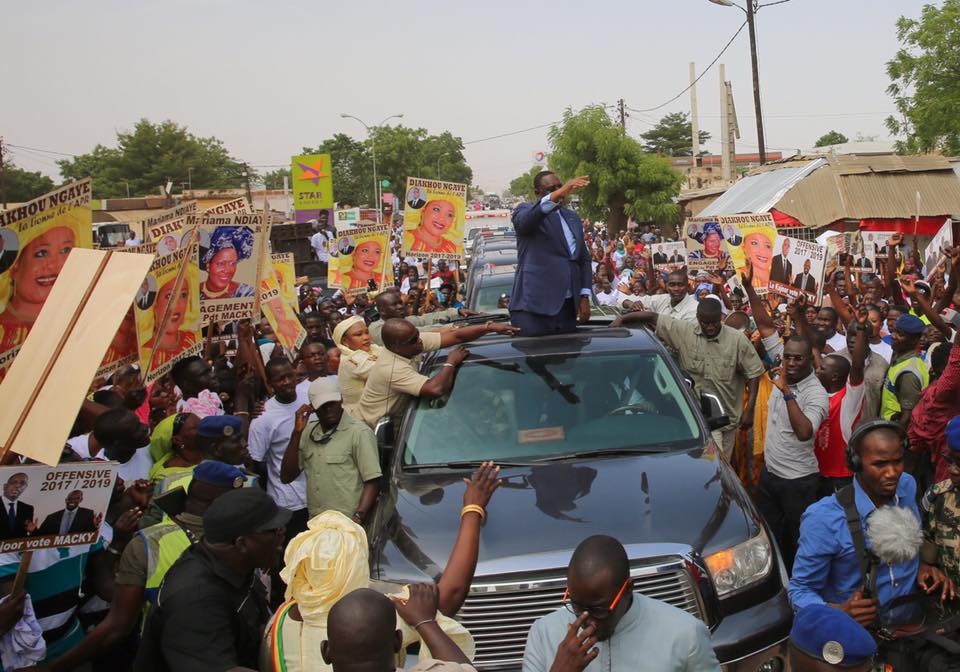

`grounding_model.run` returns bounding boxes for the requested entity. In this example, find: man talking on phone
[509,171,593,336]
